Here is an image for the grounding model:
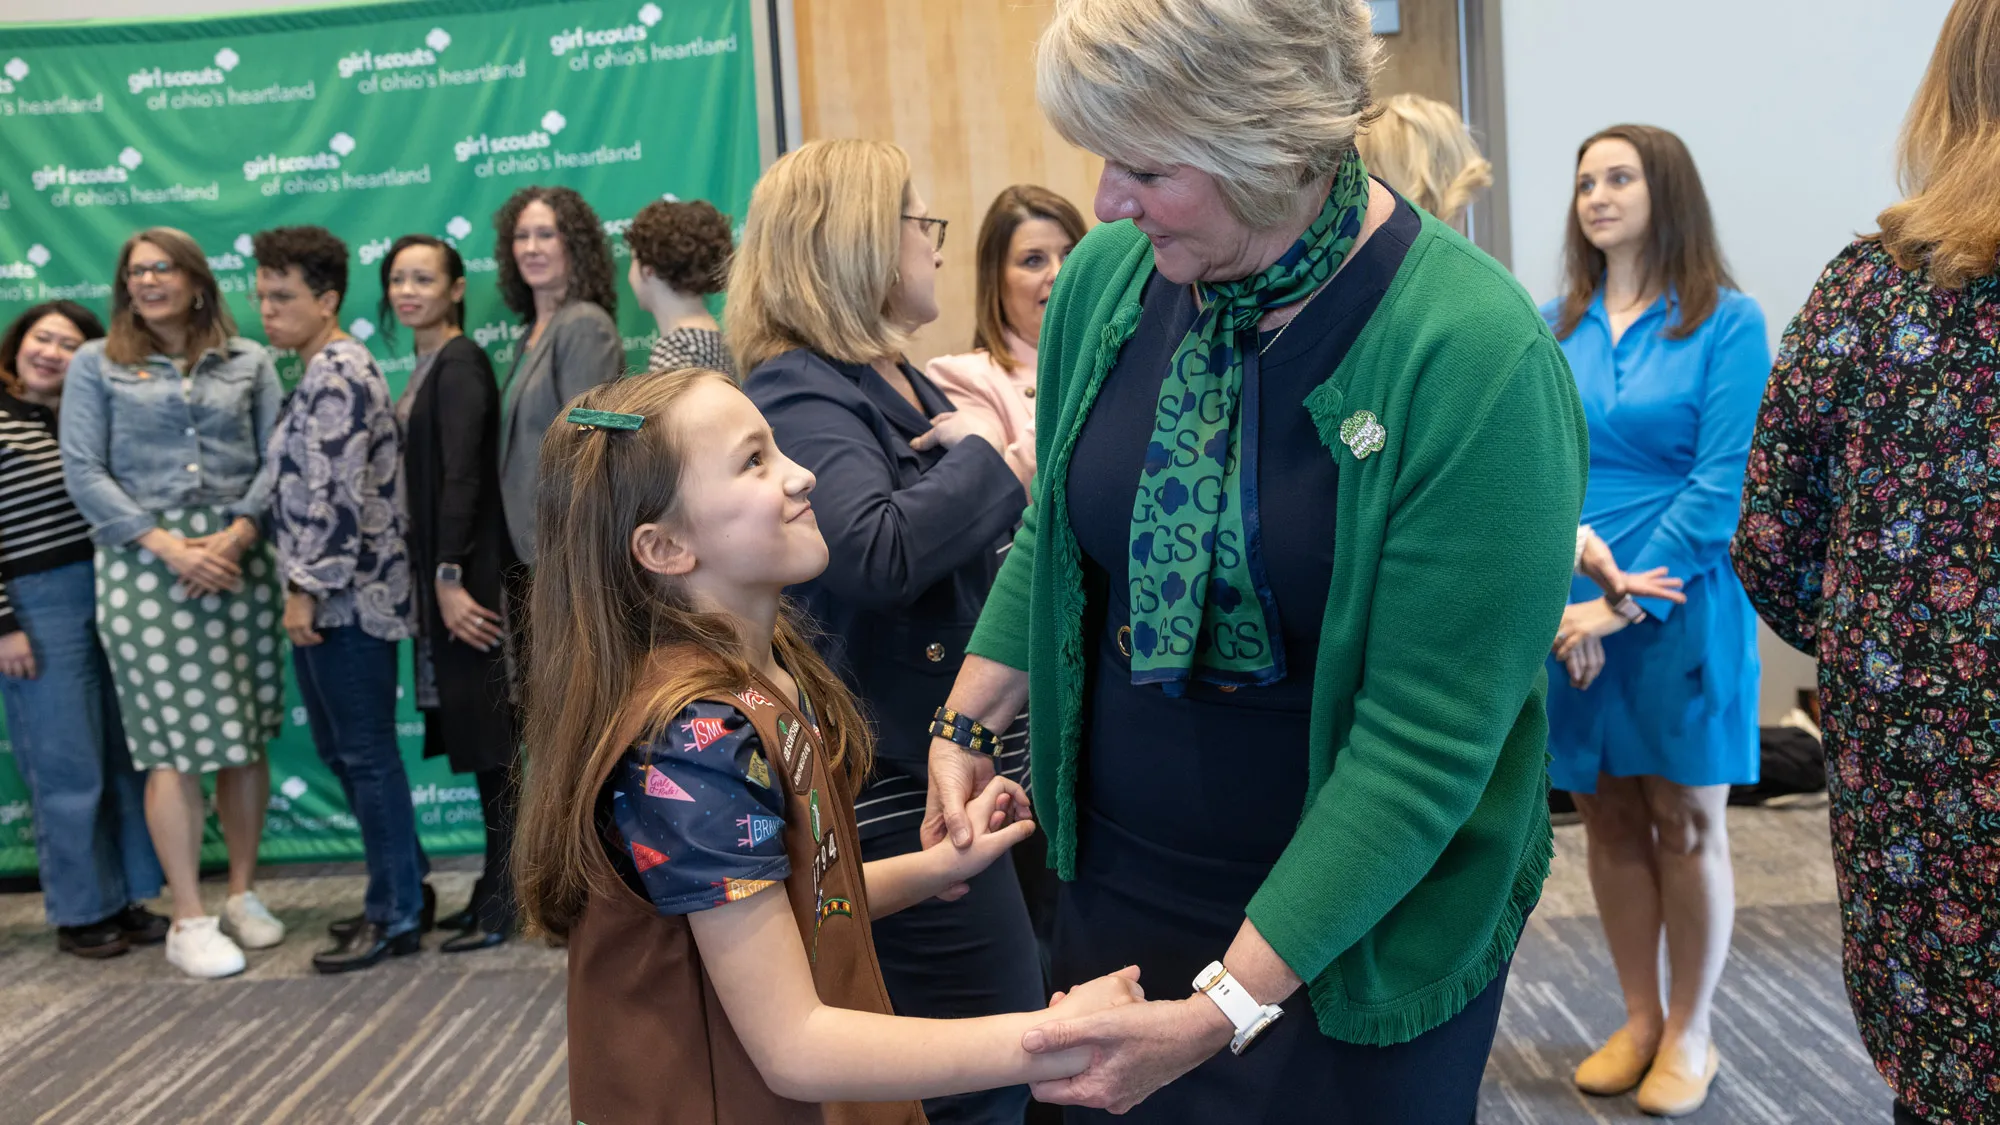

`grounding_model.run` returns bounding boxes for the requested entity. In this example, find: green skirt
[94,507,285,774]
